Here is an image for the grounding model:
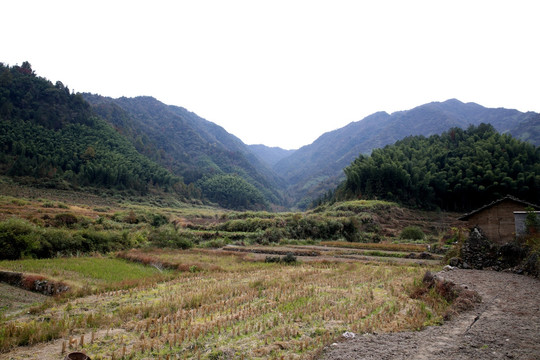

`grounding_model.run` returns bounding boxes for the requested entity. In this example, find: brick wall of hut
[463,199,532,245]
